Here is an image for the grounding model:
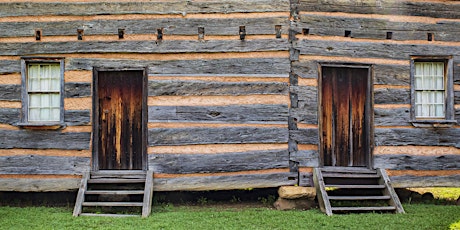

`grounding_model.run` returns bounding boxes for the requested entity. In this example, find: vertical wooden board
[350,68,368,166]
[333,68,351,167]
[320,67,333,166]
